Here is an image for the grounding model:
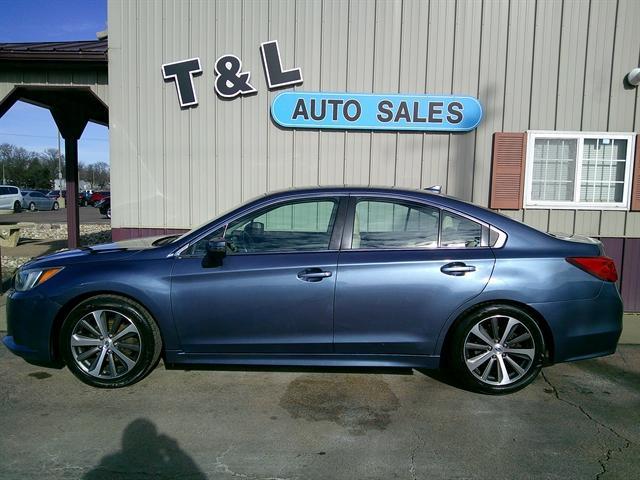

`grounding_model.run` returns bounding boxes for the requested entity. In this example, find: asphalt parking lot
[0,206,109,225]
[0,343,638,480]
